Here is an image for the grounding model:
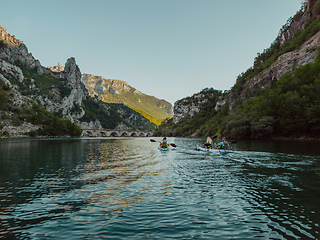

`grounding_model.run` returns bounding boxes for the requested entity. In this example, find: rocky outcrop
[0,59,24,85]
[1,24,157,134]
[173,97,208,124]
[29,57,88,123]
[229,30,320,110]
[228,1,320,110]
[0,25,50,75]
[48,64,64,72]
[0,65,41,137]
[279,0,315,45]
[173,90,223,124]
[0,25,101,130]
